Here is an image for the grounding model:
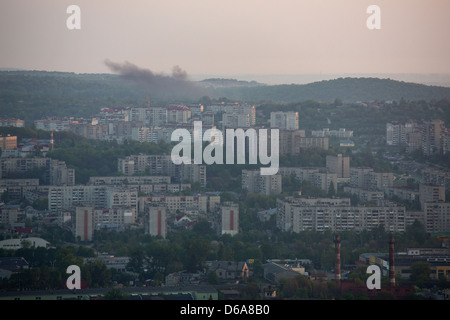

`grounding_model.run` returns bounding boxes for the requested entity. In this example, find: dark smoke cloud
[104,59,206,101]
